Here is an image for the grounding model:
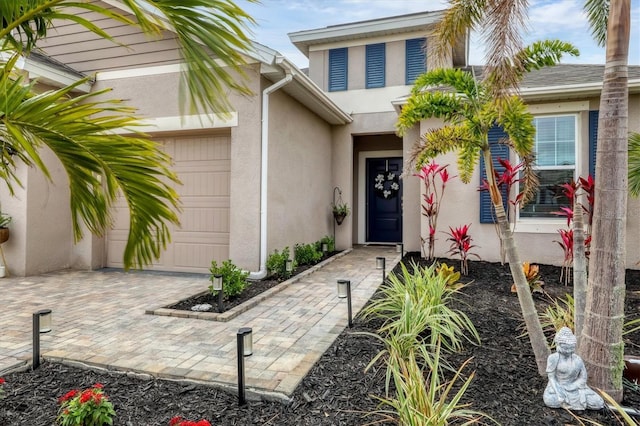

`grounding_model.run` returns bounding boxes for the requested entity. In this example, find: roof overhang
[289,11,445,57]
[256,44,352,125]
